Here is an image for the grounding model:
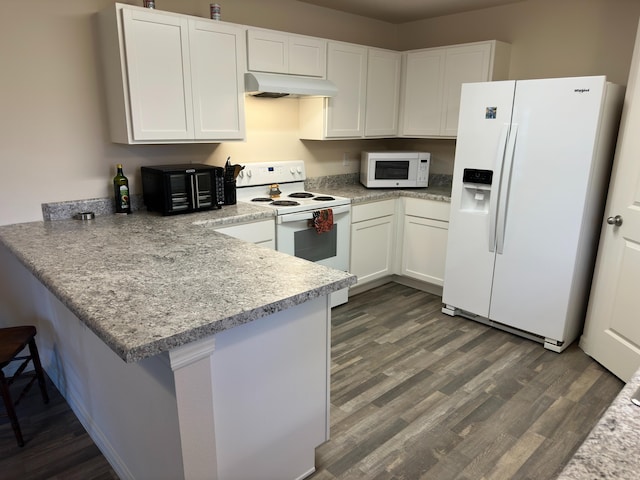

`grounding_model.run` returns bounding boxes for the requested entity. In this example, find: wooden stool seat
[0,325,49,447]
